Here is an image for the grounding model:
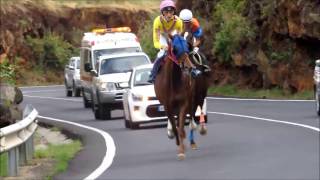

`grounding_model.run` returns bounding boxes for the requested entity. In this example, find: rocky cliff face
[1,0,319,92]
[0,0,151,63]
[178,0,320,92]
